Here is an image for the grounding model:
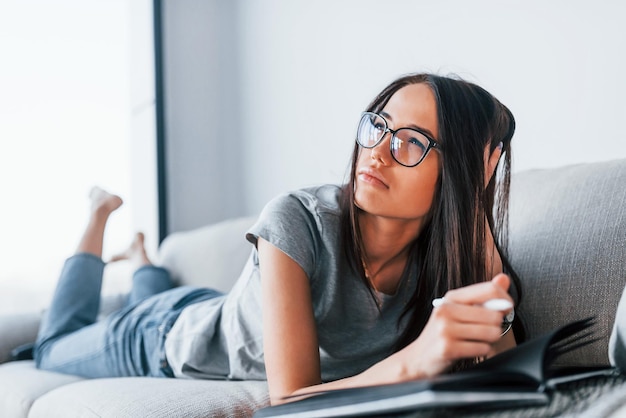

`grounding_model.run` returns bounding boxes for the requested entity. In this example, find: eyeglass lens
[357,113,430,167]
